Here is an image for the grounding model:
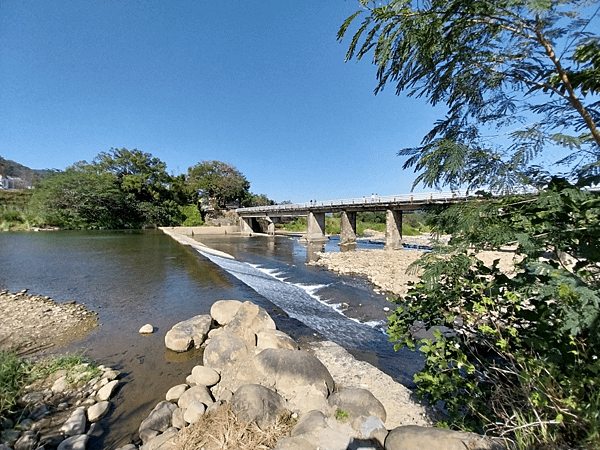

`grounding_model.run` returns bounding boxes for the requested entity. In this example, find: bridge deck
[236,190,470,217]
